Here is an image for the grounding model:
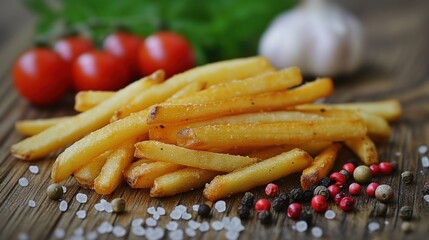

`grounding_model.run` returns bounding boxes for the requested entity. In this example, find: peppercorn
[287,203,302,219]
[390,161,398,172]
[241,192,255,208]
[302,190,313,202]
[342,163,356,174]
[339,169,350,181]
[399,206,413,220]
[423,182,429,195]
[237,205,251,219]
[258,210,272,224]
[401,171,414,184]
[290,188,304,202]
[375,184,394,203]
[318,177,331,188]
[198,203,211,218]
[314,186,329,199]
[379,162,393,175]
[353,165,372,184]
[346,157,359,167]
[339,196,355,212]
[334,192,346,205]
[327,185,340,199]
[265,183,279,197]
[373,203,388,217]
[299,210,313,225]
[272,192,290,211]
[366,182,379,197]
[400,221,414,233]
[255,198,271,212]
[348,183,362,195]
[311,195,328,212]
[46,183,63,200]
[111,198,126,213]
[330,171,346,187]
[369,164,380,176]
